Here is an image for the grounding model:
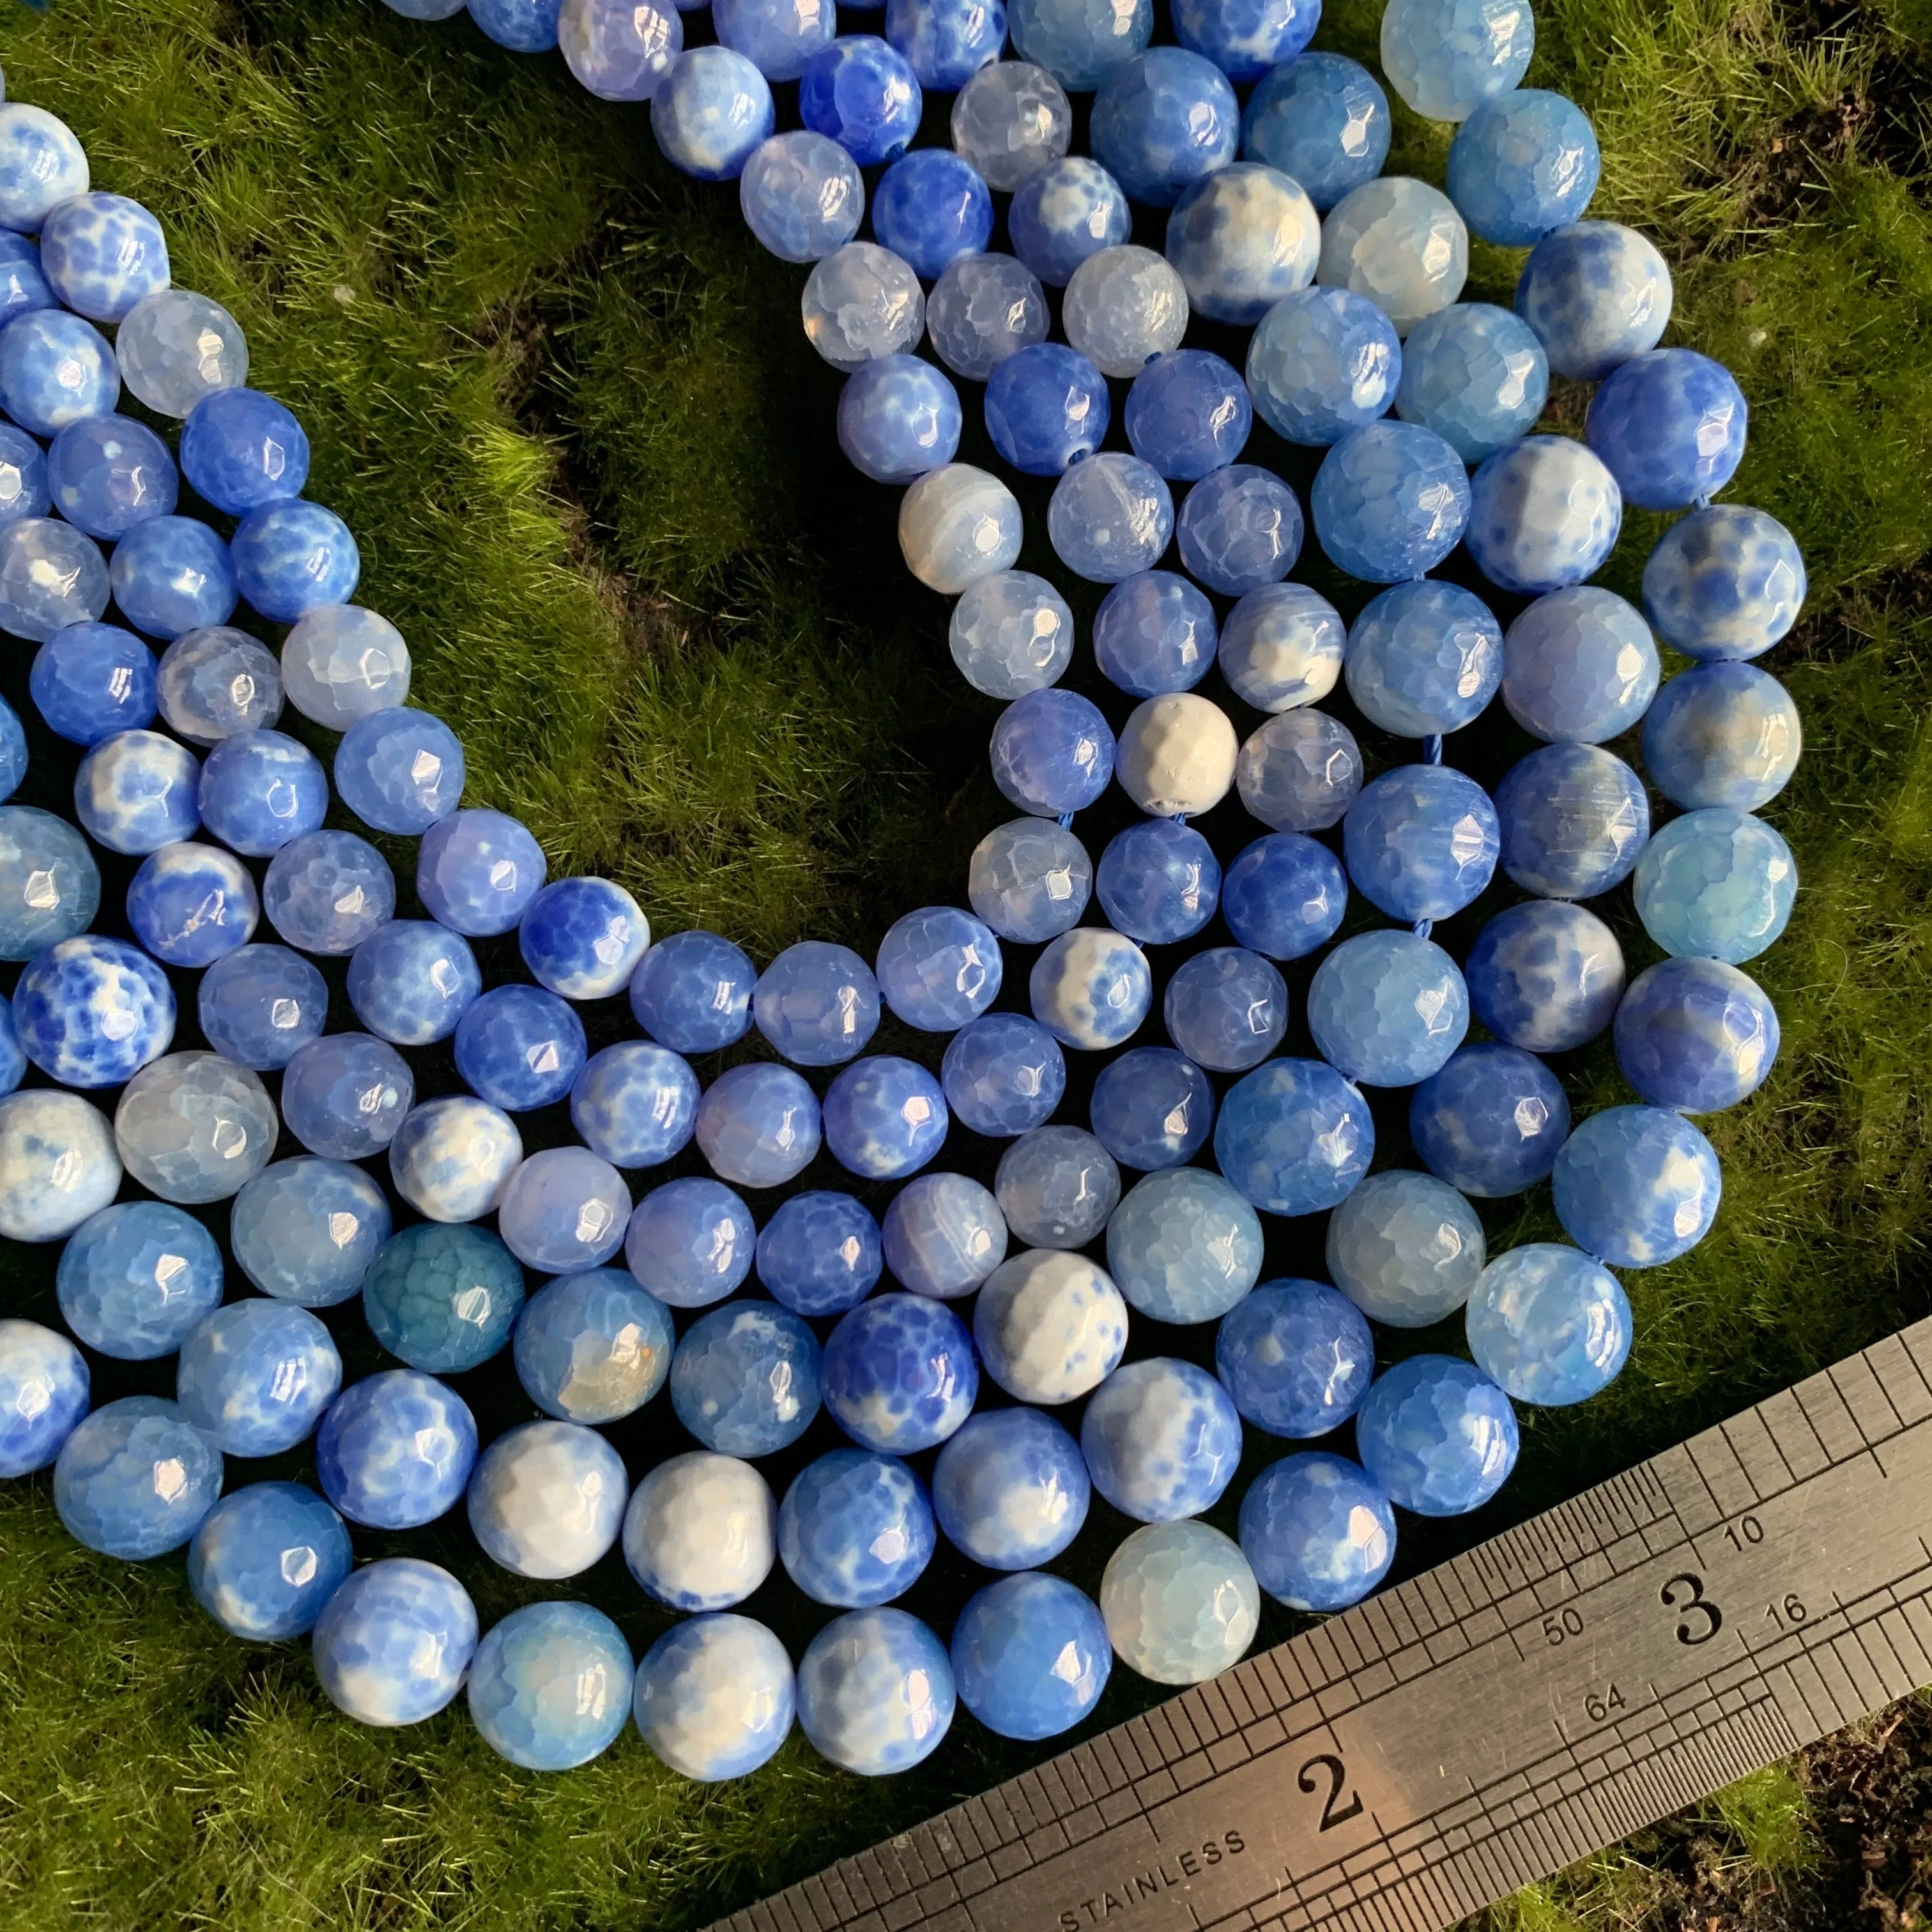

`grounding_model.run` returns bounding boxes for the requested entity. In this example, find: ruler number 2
[1297,1754,1365,1831]
[1660,1572,1724,1645]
